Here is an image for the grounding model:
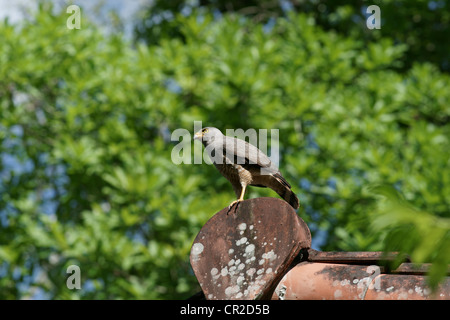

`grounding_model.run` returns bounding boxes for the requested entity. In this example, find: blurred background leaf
[368,185,450,290]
